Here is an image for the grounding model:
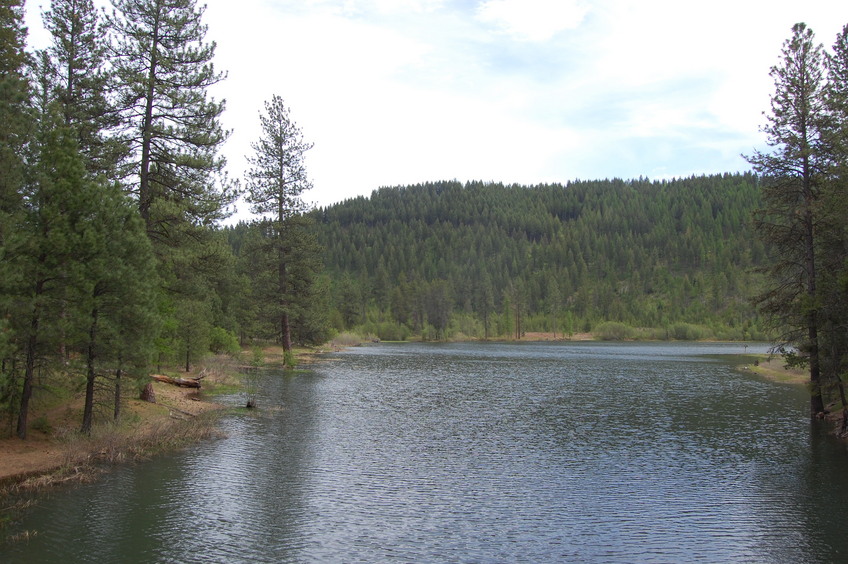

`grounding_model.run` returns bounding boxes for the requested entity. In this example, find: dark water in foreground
[4,342,848,563]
